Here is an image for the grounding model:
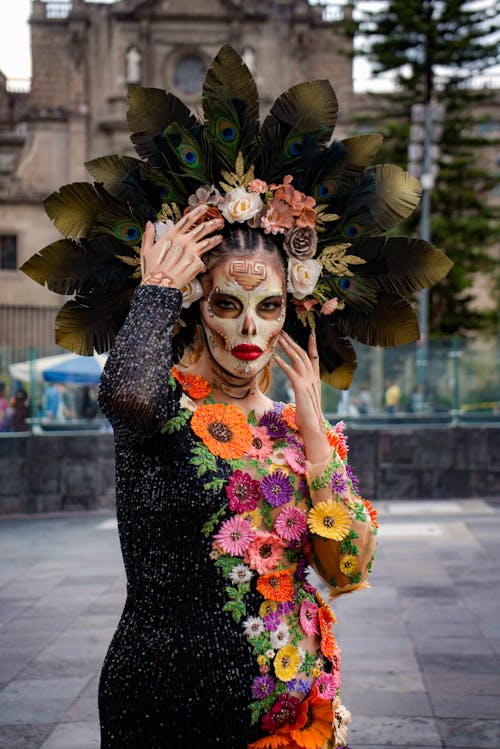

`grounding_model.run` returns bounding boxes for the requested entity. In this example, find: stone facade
[2,425,500,514]
[0,0,353,347]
